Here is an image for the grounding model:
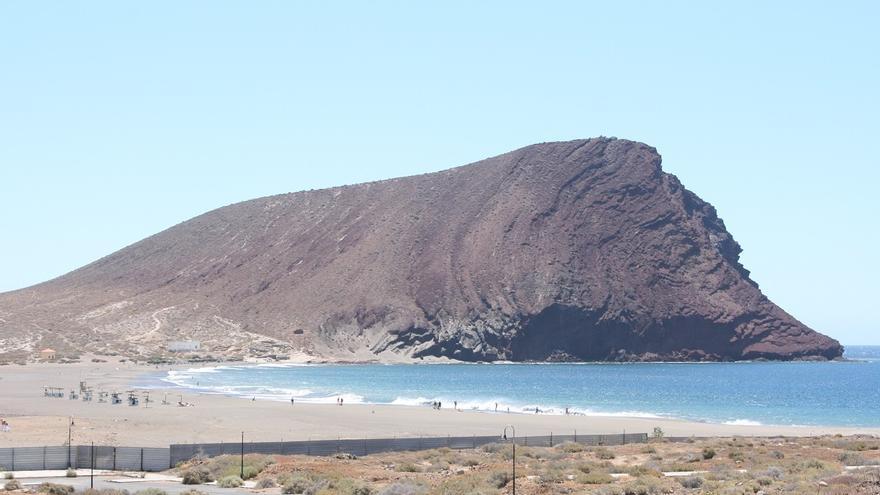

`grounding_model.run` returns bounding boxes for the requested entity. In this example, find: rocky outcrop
[0,138,842,361]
